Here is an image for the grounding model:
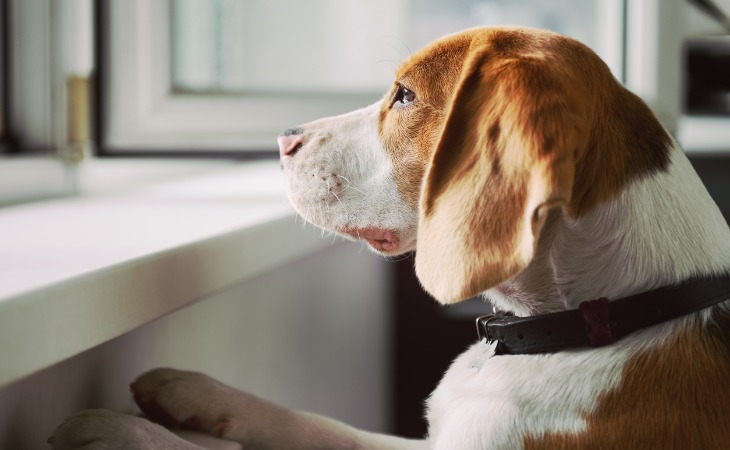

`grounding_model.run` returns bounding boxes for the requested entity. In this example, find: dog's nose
[277,128,304,157]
